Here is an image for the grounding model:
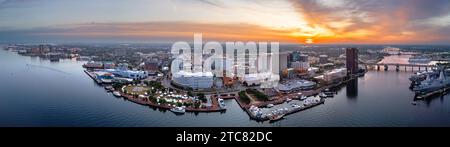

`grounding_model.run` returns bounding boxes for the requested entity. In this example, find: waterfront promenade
[84,66,356,122]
